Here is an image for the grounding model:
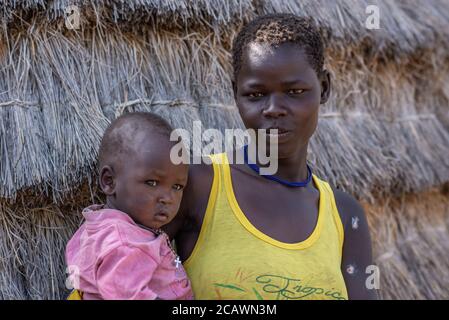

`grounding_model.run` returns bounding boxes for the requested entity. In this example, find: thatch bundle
[0,0,448,299]
[365,187,449,299]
